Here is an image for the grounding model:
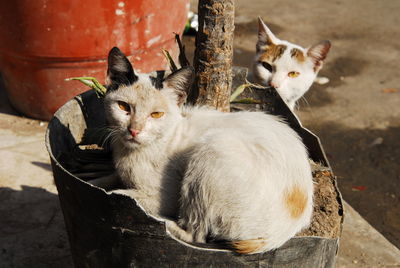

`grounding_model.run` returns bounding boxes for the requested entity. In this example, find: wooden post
[189,0,235,112]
